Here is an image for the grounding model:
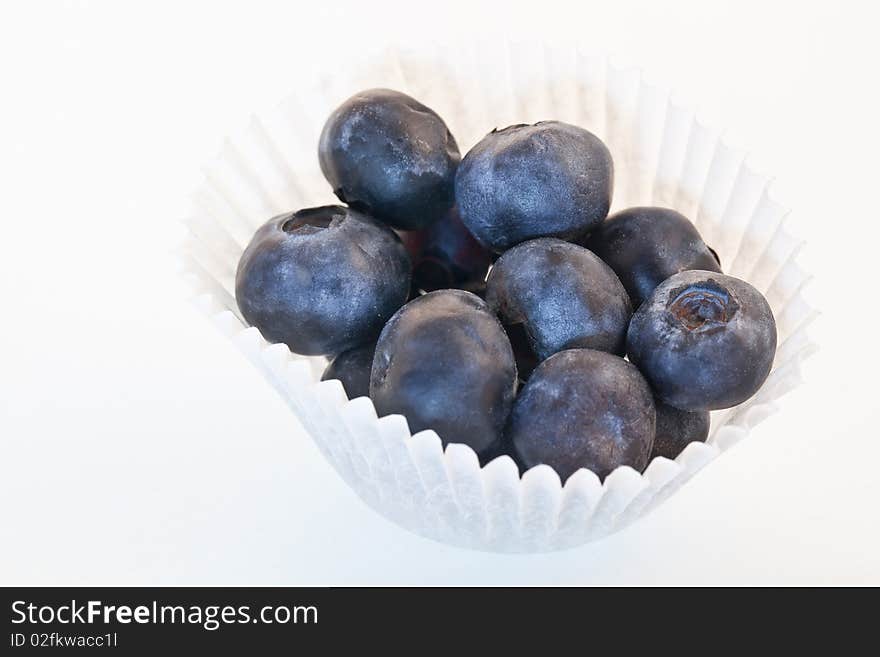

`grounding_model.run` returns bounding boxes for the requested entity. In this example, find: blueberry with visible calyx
[319,89,460,230]
[370,290,517,460]
[507,349,655,482]
[582,206,721,308]
[235,205,410,356]
[486,238,632,360]
[627,270,777,411]
[455,121,613,252]
[321,343,376,399]
[651,401,710,461]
